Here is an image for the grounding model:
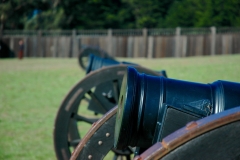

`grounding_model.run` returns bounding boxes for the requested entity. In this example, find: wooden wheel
[135,106,240,160]
[78,47,114,70]
[70,107,127,160]
[53,65,162,160]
